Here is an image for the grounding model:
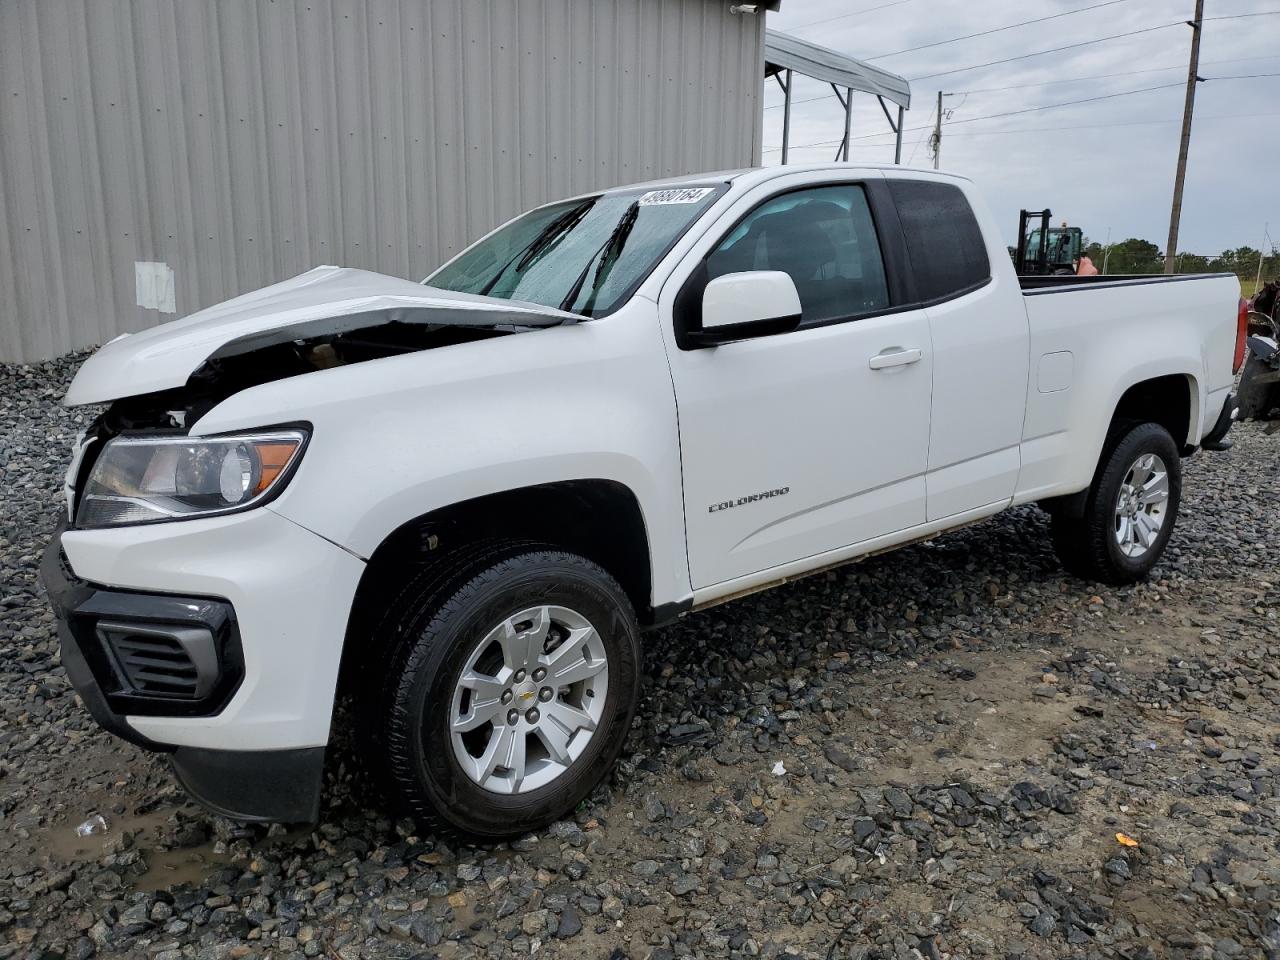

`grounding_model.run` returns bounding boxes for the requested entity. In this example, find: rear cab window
[887,180,991,303]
